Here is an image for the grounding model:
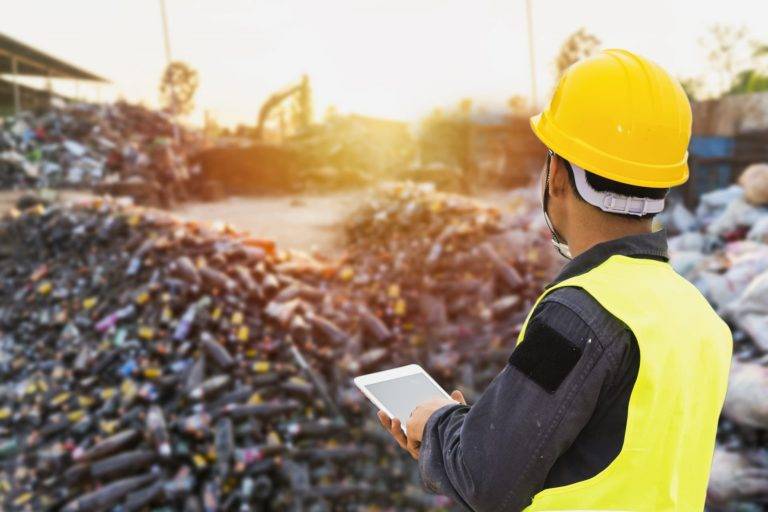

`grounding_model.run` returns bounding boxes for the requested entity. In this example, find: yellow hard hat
[530,49,691,188]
